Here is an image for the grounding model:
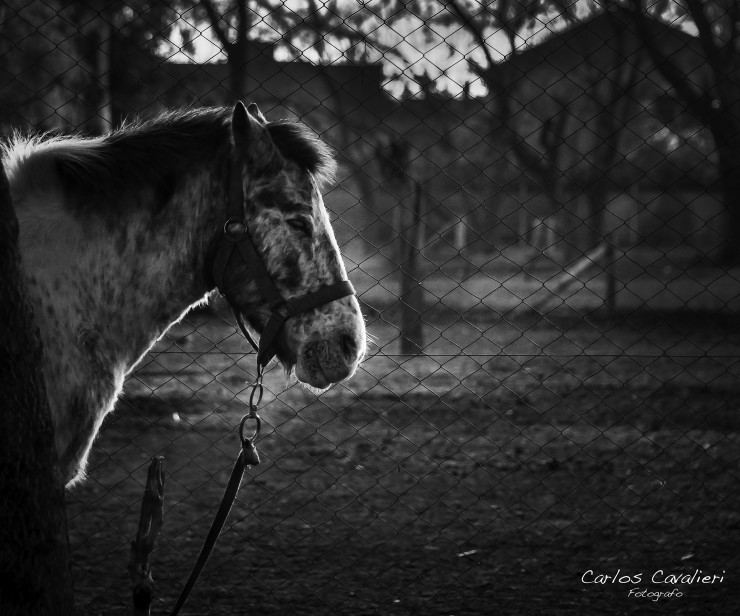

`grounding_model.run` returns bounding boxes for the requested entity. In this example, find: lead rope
[167,367,263,616]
